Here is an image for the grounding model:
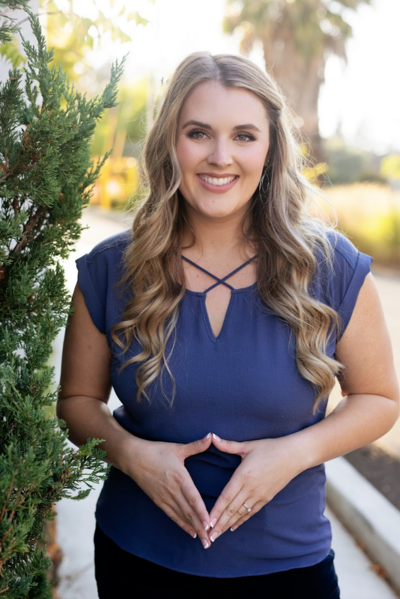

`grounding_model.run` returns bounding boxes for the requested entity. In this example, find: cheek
[242,149,267,181]
[176,139,201,179]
